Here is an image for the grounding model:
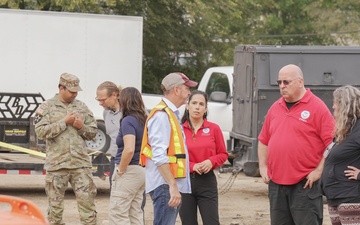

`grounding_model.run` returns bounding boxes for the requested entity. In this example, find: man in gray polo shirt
[96,81,122,187]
